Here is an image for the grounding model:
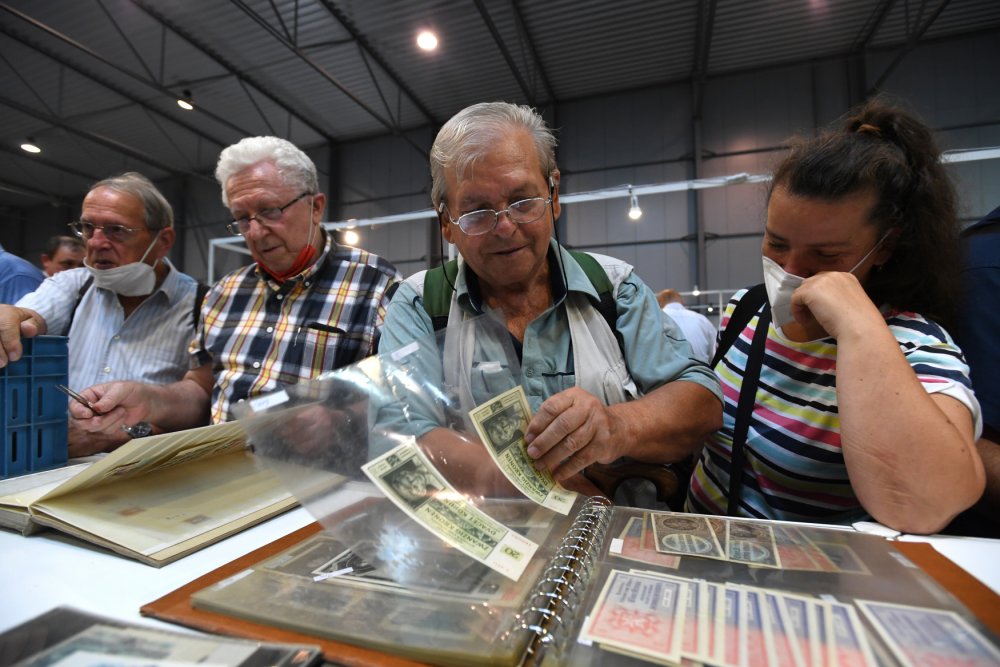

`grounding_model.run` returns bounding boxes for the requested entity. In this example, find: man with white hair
[69,137,401,437]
